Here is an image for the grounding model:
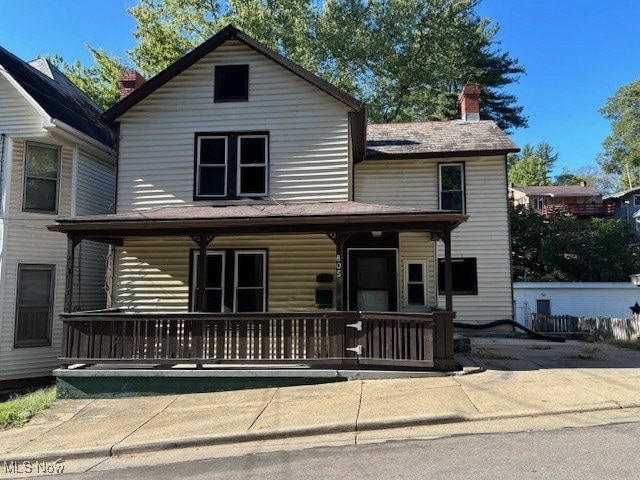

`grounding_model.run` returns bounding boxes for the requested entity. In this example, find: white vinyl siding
[0,141,115,382]
[114,234,335,312]
[72,154,116,310]
[0,73,48,137]
[399,233,436,312]
[356,156,512,323]
[116,39,352,211]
